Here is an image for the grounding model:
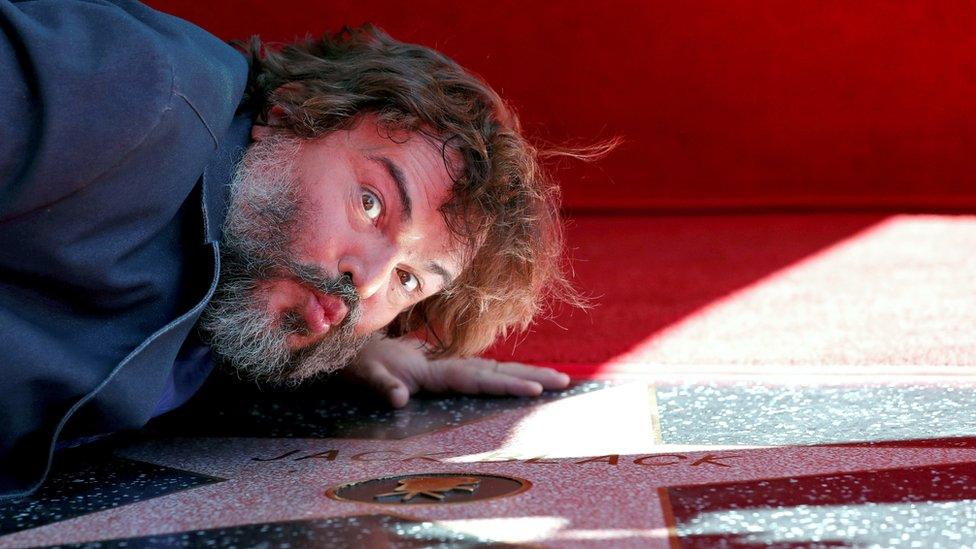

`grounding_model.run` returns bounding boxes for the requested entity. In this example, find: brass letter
[351,450,403,462]
[294,450,339,461]
[575,454,620,465]
[690,454,739,468]
[479,452,520,463]
[633,454,687,466]
[401,452,453,463]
